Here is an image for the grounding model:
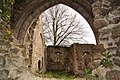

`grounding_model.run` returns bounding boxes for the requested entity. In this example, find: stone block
[92,1,102,8]
[108,43,113,46]
[0,40,5,45]
[110,0,120,6]
[106,70,120,80]
[115,50,120,57]
[100,37,109,41]
[0,48,8,53]
[113,58,120,67]
[106,47,117,51]
[101,8,109,16]
[115,39,120,46]
[113,16,120,24]
[21,49,26,57]
[0,69,9,79]
[112,25,120,39]
[10,48,20,54]
[94,19,108,29]
[95,15,104,19]
[23,58,30,66]
[0,56,6,67]
[92,7,102,16]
